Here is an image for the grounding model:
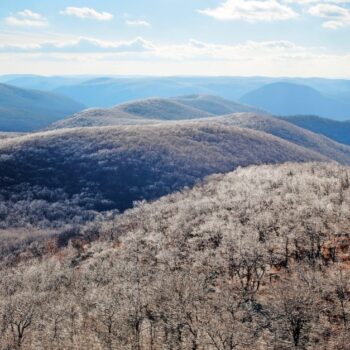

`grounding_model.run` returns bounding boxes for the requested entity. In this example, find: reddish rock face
[322,236,350,264]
